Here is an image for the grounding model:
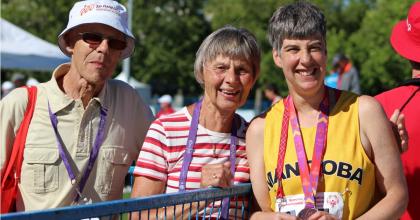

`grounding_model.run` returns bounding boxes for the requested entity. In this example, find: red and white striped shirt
[133,107,250,218]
